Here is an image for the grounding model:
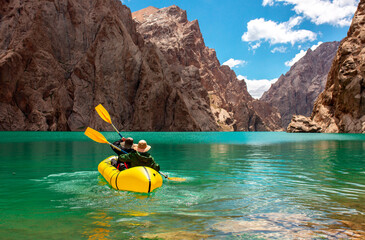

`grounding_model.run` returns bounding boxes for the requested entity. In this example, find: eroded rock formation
[133,6,282,131]
[0,0,220,131]
[288,0,365,133]
[287,115,322,133]
[0,1,282,131]
[261,41,339,128]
